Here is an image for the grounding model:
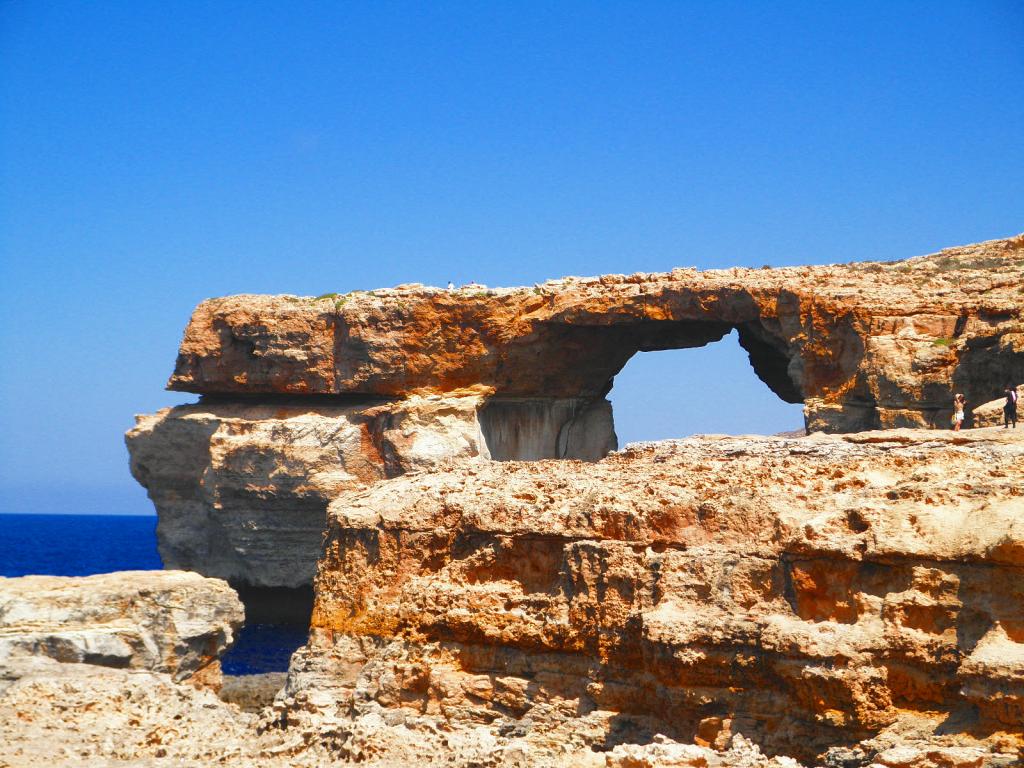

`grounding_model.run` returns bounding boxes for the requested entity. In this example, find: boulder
[971,385,1020,428]
[0,570,243,689]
